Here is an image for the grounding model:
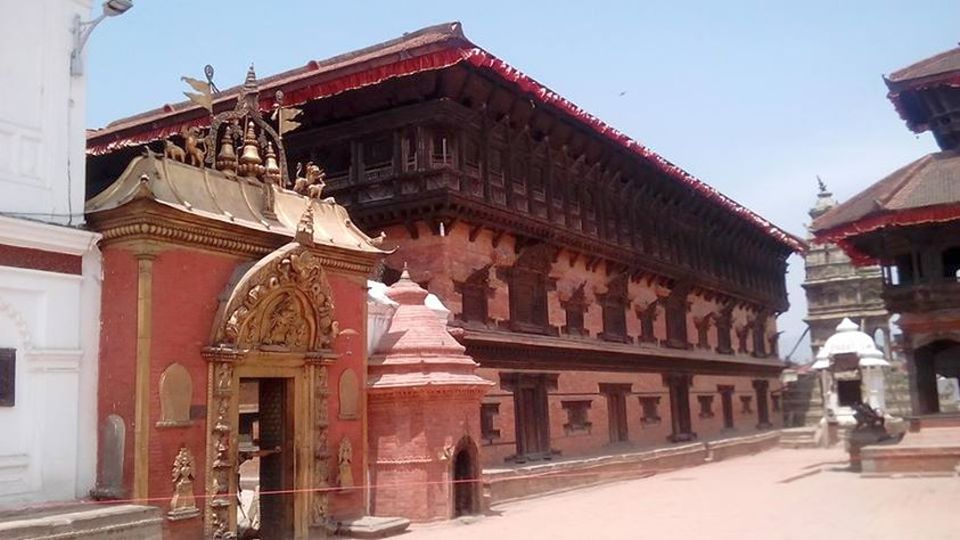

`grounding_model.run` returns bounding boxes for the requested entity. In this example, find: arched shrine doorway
[452,436,480,517]
[914,339,960,414]
[204,242,338,539]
